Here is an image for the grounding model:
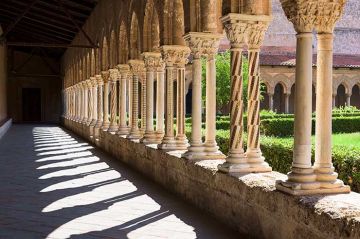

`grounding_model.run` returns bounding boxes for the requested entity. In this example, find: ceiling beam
[23,16,78,34]
[7,42,98,49]
[1,0,39,39]
[19,21,74,40]
[57,0,97,47]
[14,25,73,42]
